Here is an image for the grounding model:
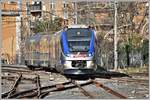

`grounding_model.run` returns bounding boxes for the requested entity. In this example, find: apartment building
[1,0,32,64]
[2,1,18,63]
[1,0,75,63]
[29,0,76,30]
